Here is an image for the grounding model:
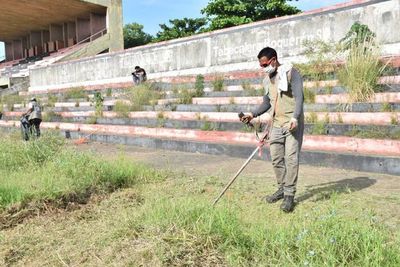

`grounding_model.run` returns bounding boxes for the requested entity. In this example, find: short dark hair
[257,47,277,60]
[135,66,140,69]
